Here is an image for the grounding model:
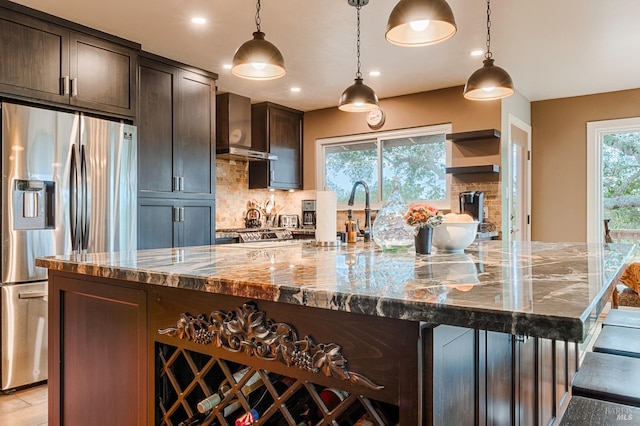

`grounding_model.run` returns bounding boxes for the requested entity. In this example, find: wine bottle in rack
[235,376,296,425]
[197,367,263,415]
[178,411,207,426]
